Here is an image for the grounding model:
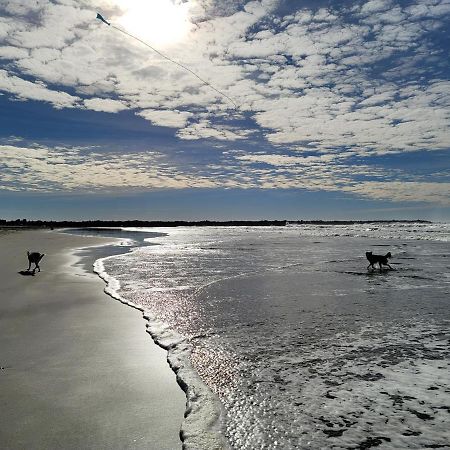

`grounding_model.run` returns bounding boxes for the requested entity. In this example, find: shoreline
[77,227,230,450]
[0,229,185,450]
[93,256,230,450]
